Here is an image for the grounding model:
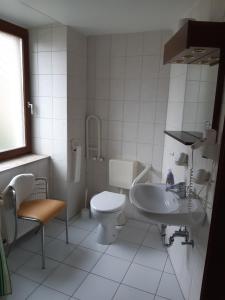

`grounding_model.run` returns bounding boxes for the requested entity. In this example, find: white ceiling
[0,0,197,35]
[0,0,54,28]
